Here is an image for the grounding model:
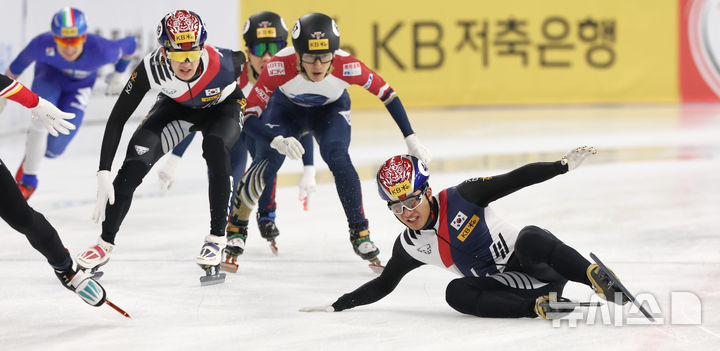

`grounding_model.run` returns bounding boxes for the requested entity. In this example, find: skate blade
[269,240,279,256]
[368,259,385,274]
[200,273,226,286]
[220,262,238,273]
[91,270,104,279]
